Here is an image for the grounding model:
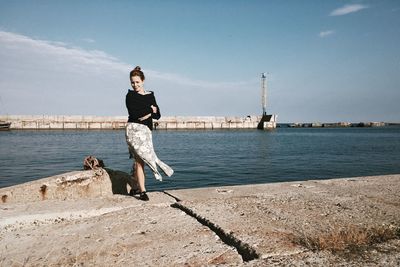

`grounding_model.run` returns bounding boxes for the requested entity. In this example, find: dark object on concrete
[83,156,105,170]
